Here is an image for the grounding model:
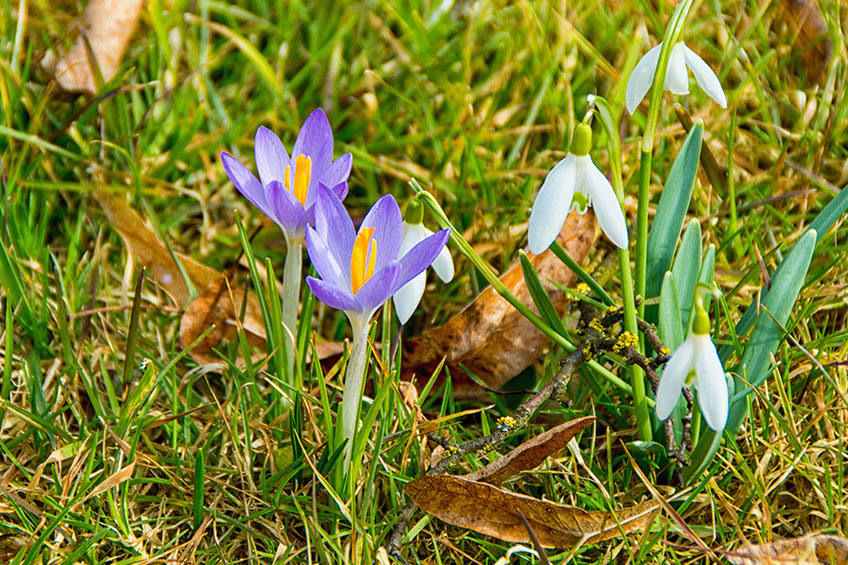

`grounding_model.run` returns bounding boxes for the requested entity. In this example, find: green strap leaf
[671,219,702,328]
[519,251,567,336]
[645,123,703,300]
